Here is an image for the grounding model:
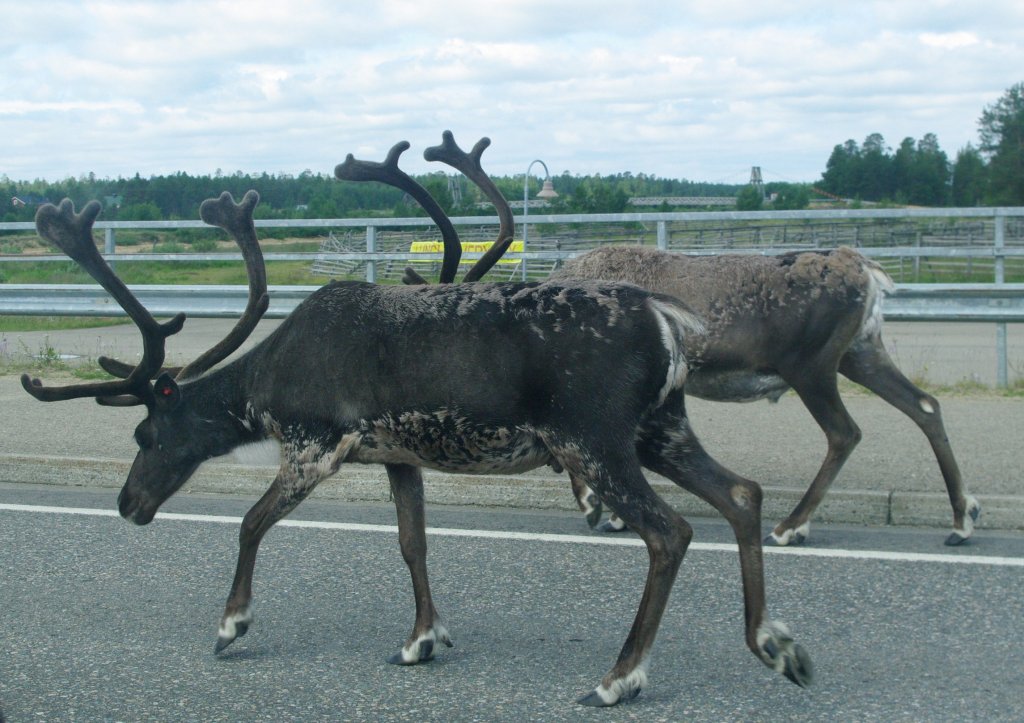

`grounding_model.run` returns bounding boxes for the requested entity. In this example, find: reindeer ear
[153,373,181,410]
